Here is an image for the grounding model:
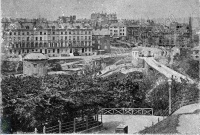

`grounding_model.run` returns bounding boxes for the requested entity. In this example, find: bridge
[140,57,194,83]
